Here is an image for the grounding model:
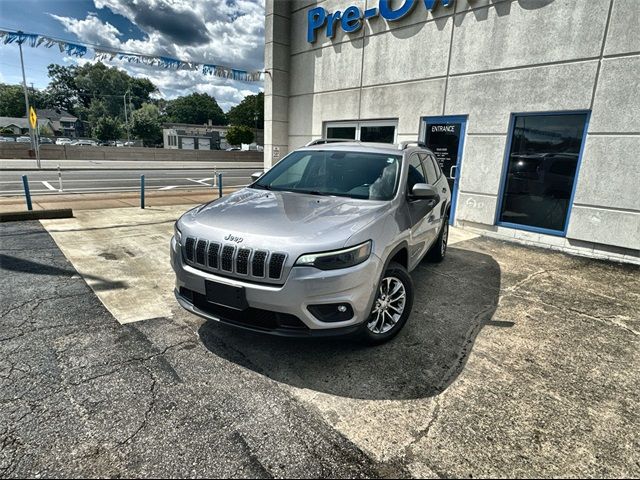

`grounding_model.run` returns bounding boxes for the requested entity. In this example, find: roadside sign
[273,146,280,159]
[29,106,37,129]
